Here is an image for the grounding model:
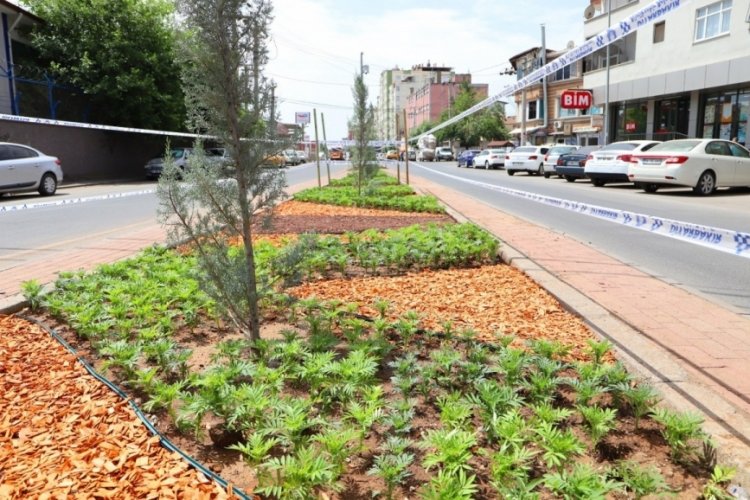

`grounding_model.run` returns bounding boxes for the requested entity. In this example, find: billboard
[295,112,311,125]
